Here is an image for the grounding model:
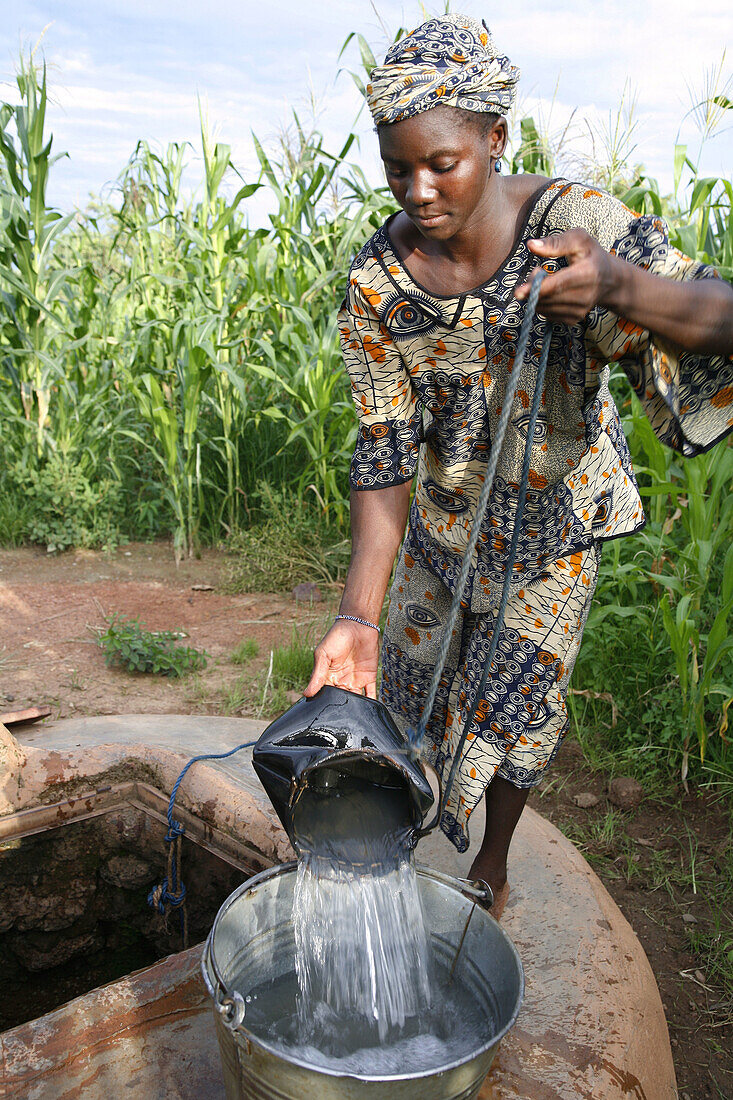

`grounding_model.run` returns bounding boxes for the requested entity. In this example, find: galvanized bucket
[202,862,523,1100]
